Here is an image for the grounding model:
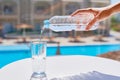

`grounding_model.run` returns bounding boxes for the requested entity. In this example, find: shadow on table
[51,71,120,80]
